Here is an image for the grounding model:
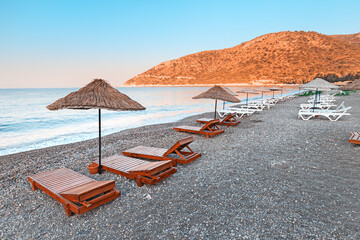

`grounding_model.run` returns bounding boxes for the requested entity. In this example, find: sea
[0,86,299,156]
